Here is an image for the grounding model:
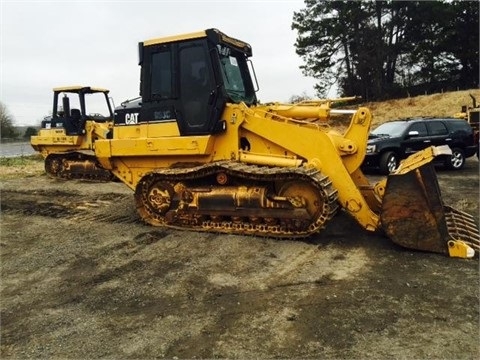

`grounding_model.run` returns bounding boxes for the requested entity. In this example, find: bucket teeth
[444,205,480,253]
